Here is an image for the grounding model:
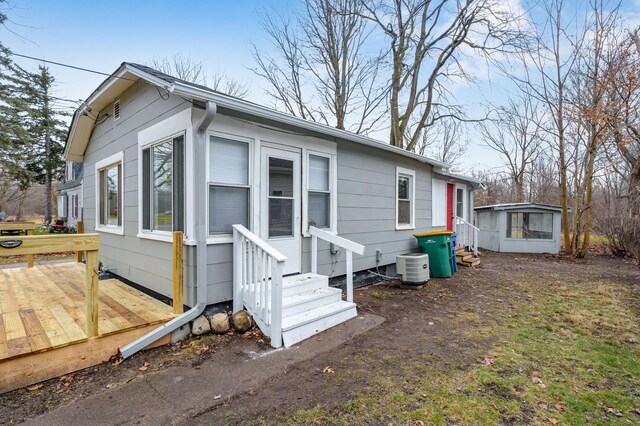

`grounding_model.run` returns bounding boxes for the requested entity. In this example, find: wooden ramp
[0,262,175,393]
